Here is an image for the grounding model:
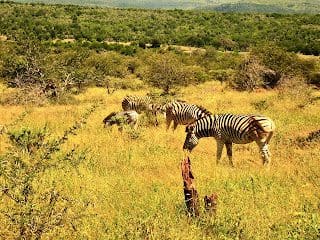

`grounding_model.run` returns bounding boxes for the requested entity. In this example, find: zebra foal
[164,100,211,131]
[183,114,275,166]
